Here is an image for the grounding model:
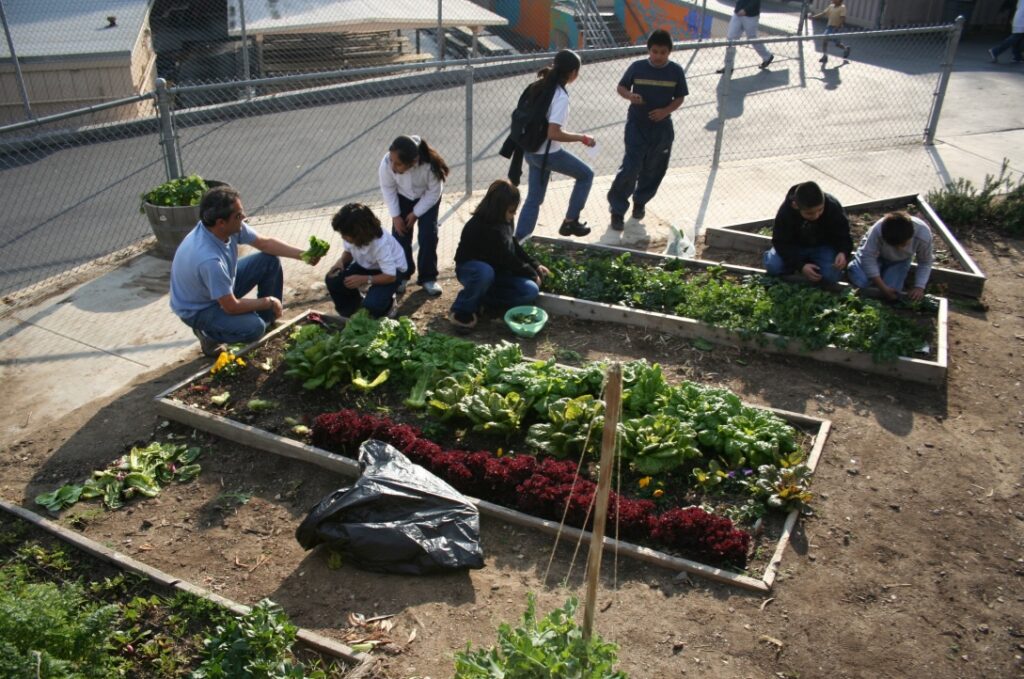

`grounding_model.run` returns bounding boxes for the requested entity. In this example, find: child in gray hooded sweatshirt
[847,211,934,302]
